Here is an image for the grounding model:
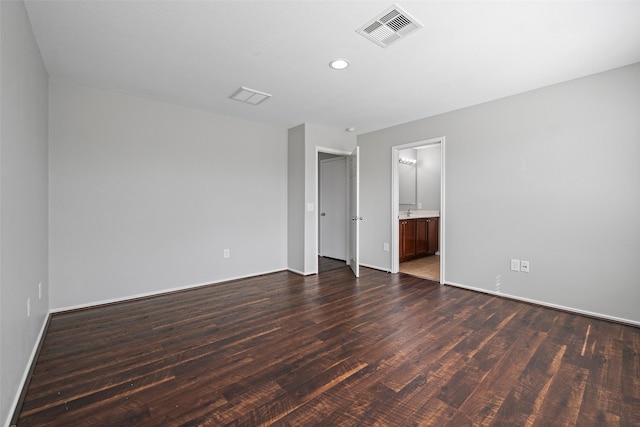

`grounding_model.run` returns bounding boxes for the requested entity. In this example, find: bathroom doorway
[391,137,445,283]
